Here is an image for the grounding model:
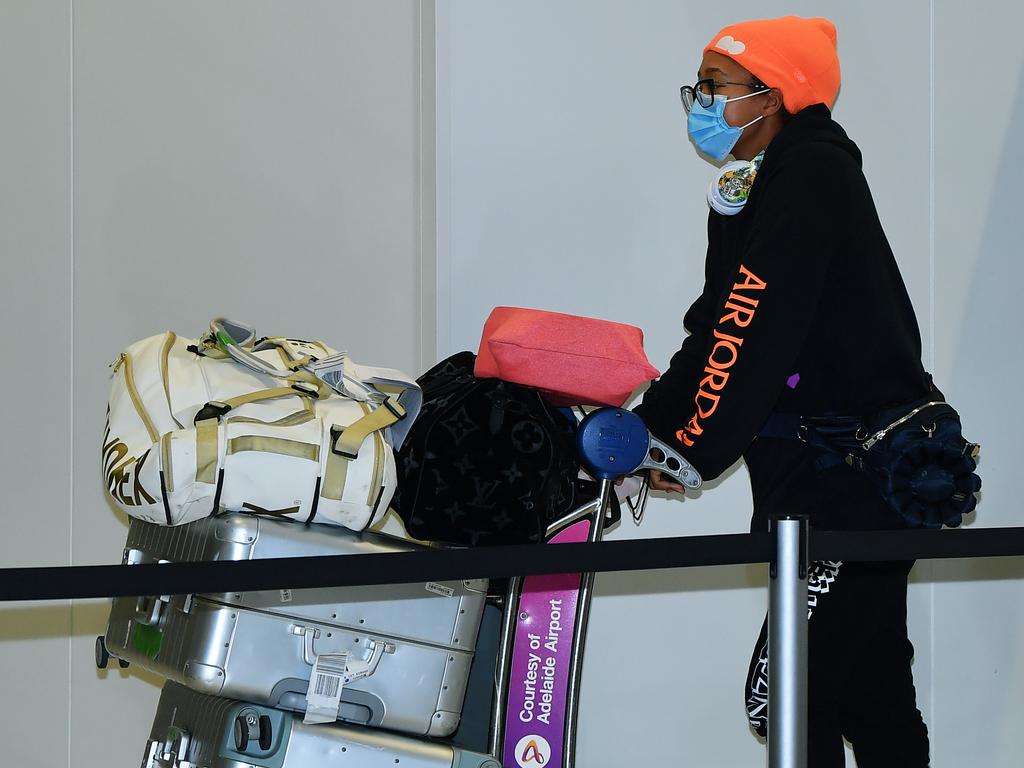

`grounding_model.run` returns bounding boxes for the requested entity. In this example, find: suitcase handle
[134,596,163,626]
[291,625,394,680]
[343,638,394,683]
[125,550,172,627]
[132,560,173,626]
[145,727,191,768]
